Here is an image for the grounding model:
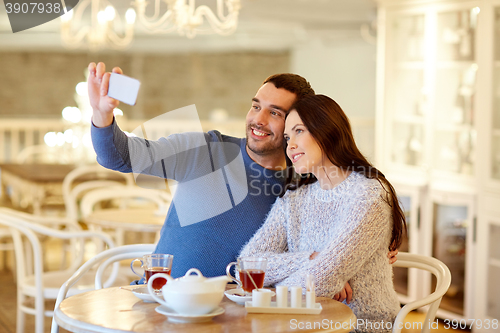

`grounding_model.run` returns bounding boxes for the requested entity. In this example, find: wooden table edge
[54,287,357,333]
